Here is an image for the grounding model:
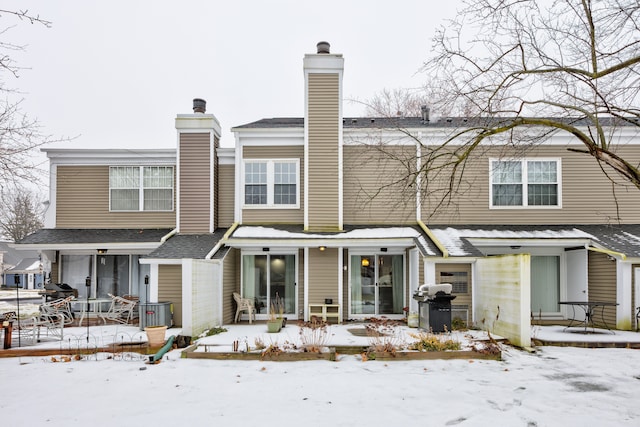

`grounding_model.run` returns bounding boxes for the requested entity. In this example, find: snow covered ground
[2,322,640,426]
